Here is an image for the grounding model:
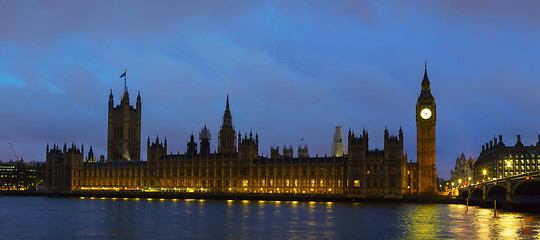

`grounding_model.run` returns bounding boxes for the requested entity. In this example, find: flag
[120,71,126,78]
